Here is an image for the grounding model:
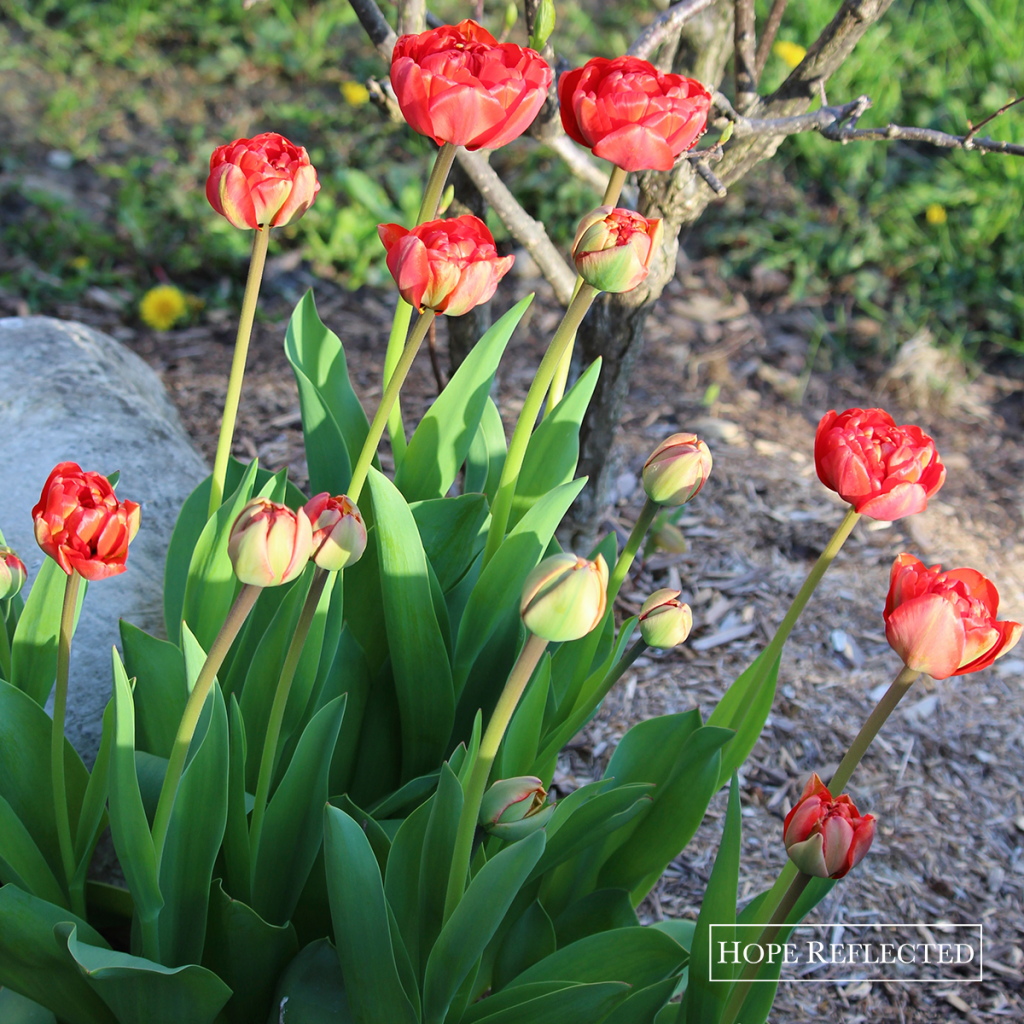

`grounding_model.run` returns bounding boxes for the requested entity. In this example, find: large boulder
[0,317,207,765]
